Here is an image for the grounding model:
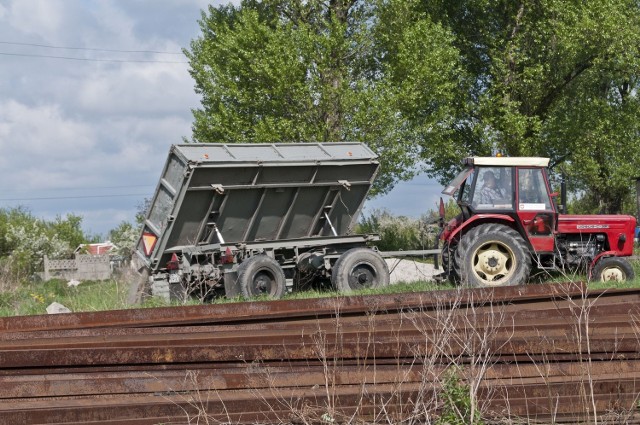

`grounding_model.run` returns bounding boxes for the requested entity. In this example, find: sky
[0,0,443,238]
